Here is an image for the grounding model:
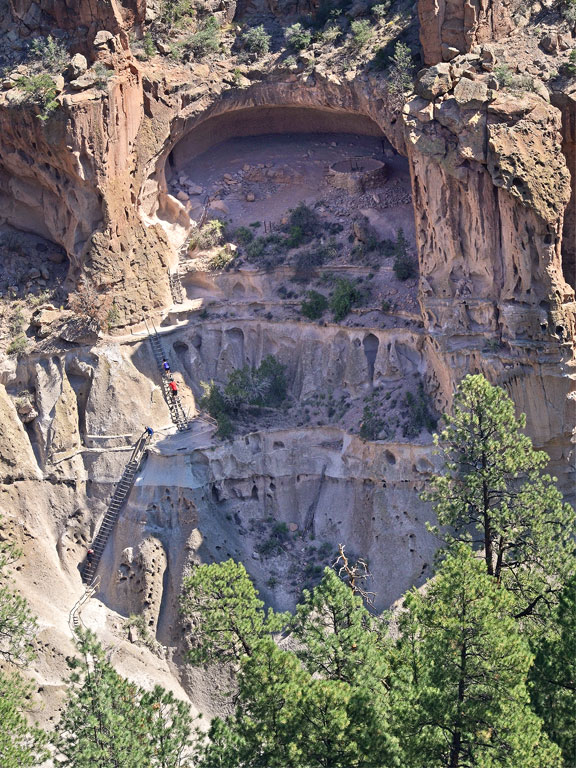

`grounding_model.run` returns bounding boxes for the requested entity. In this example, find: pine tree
[180,559,286,664]
[530,574,576,765]
[0,523,38,666]
[141,686,196,768]
[291,567,389,685]
[0,518,47,767]
[393,544,562,767]
[57,630,195,767]
[191,565,402,767]
[0,672,48,768]
[424,374,575,622]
